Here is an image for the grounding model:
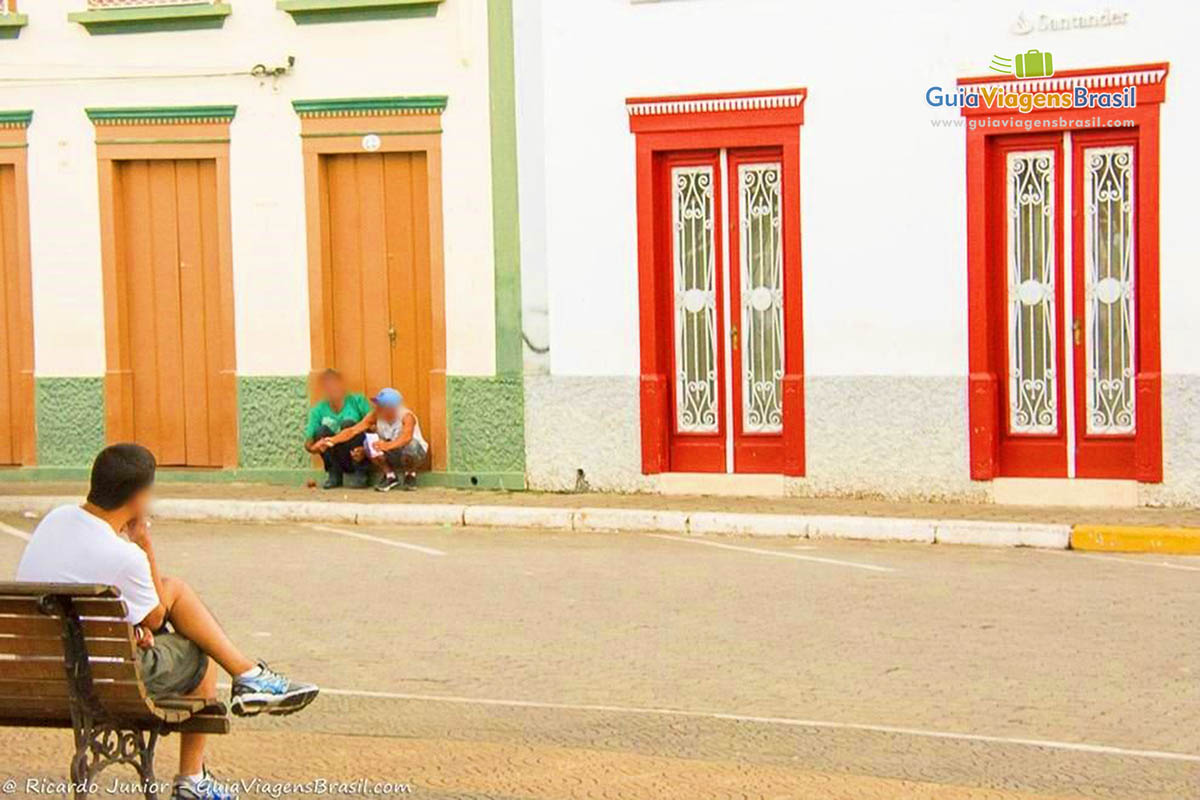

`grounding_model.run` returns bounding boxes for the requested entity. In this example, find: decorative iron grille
[738,163,784,434]
[671,166,720,434]
[1083,145,1136,435]
[1006,151,1058,435]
